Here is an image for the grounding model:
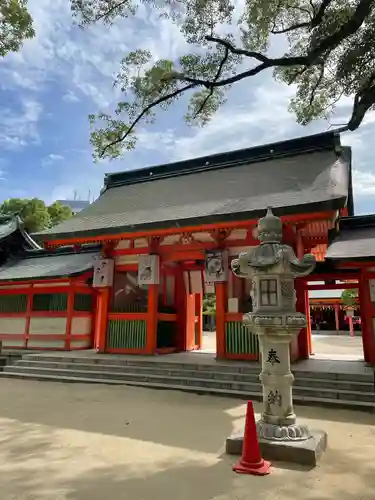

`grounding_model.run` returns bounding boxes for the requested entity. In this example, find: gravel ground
[0,378,373,500]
